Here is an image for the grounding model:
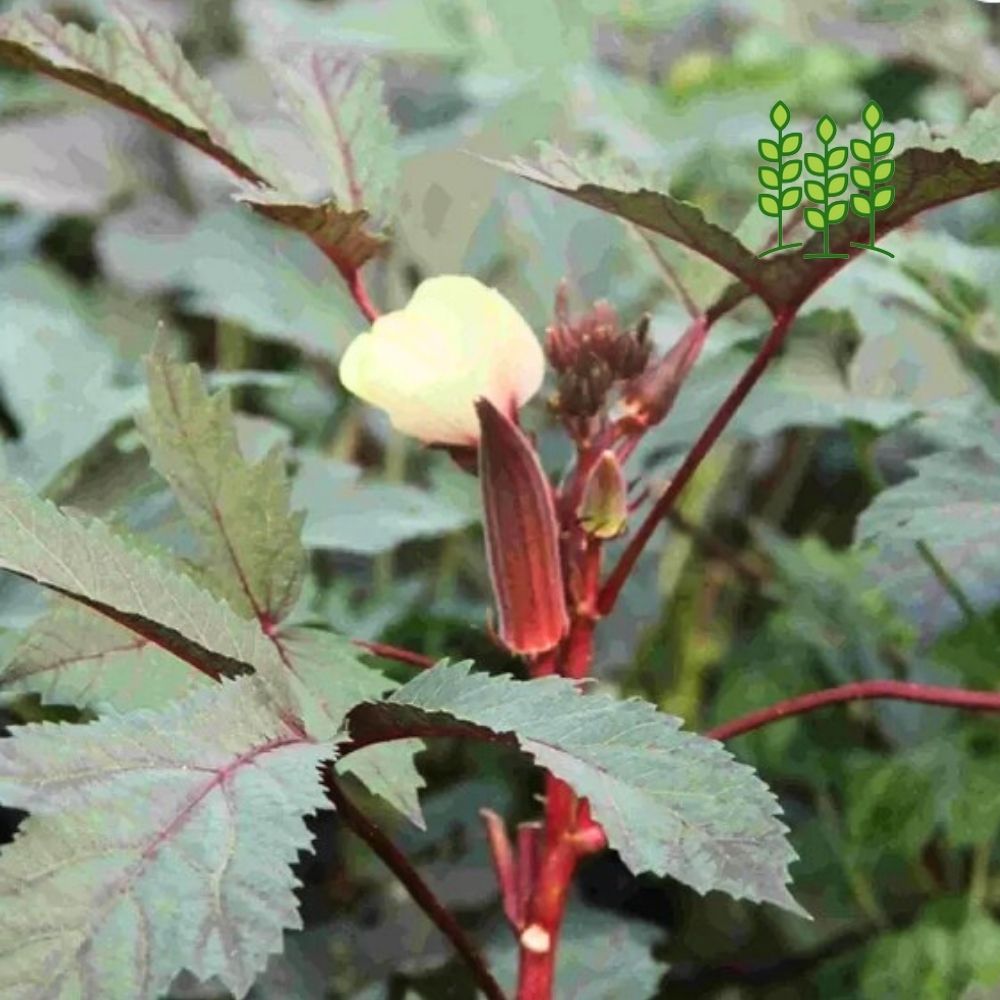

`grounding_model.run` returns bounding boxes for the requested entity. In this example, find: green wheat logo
[756,100,803,258]
[850,101,896,257]
[756,100,896,260]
